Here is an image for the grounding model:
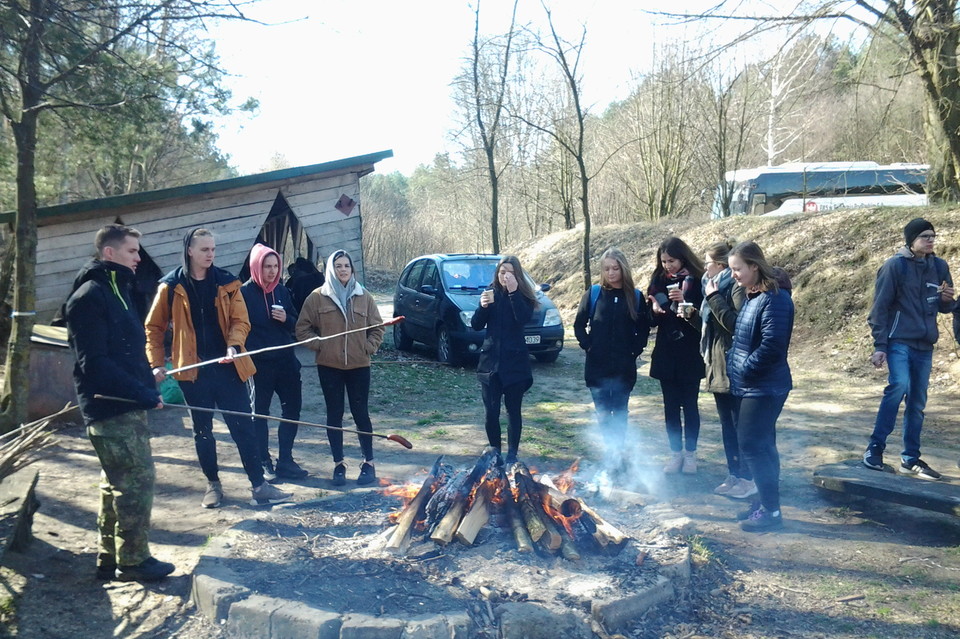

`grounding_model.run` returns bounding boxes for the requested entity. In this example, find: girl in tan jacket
[296,249,384,486]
